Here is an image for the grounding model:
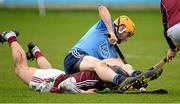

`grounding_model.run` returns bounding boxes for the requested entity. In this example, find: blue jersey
[71,20,119,59]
